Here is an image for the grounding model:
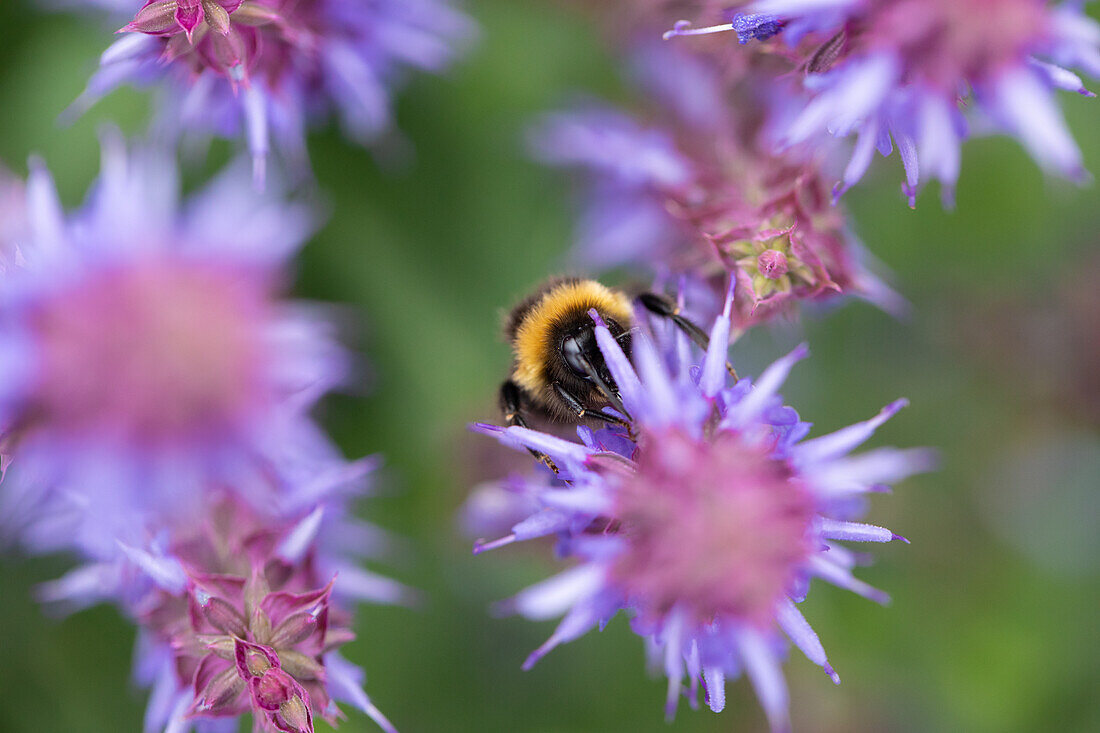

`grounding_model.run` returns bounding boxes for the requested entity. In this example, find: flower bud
[192,660,247,715]
[251,666,314,733]
[276,649,325,682]
[234,638,279,679]
[268,612,318,649]
[195,590,250,638]
[757,249,789,280]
